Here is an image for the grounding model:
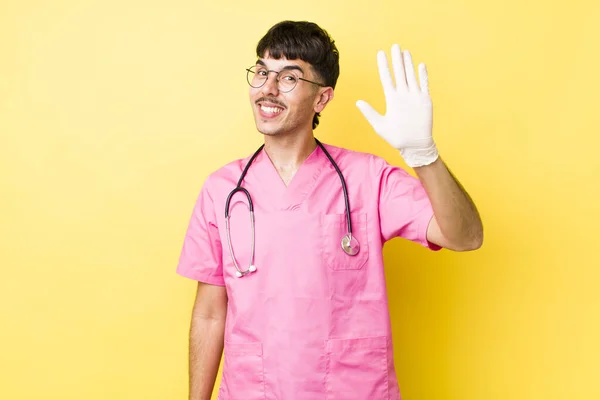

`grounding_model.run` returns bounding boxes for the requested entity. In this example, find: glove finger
[376,50,394,98]
[391,44,407,91]
[356,100,383,128]
[403,50,419,92]
[419,63,429,95]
